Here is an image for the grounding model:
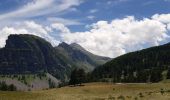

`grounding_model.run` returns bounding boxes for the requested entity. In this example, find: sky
[0,0,170,58]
